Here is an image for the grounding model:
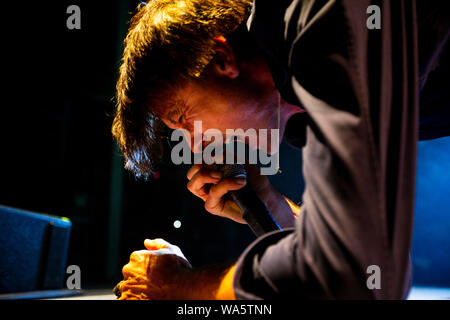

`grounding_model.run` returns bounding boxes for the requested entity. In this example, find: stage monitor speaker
[0,205,71,294]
